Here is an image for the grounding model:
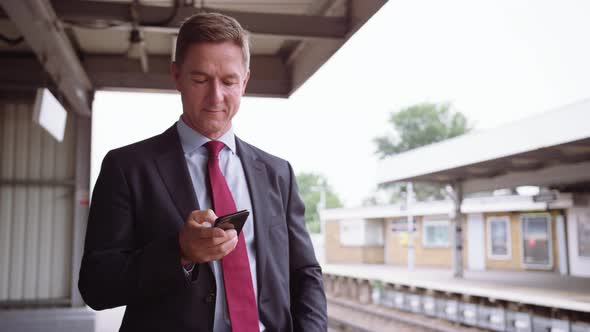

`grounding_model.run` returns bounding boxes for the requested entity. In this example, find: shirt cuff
[183,263,195,279]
